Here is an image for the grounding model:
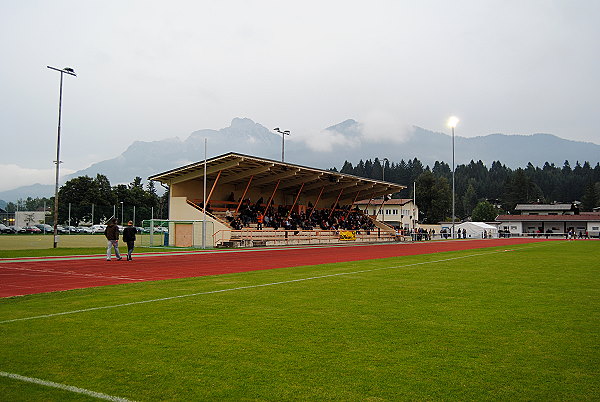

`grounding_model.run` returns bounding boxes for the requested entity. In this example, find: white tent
[455,222,498,239]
